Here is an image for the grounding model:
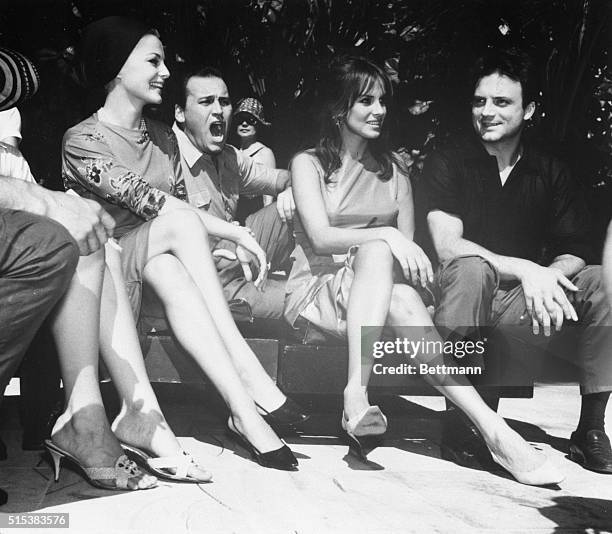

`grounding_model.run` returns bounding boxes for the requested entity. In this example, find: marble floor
[1,383,612,534]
